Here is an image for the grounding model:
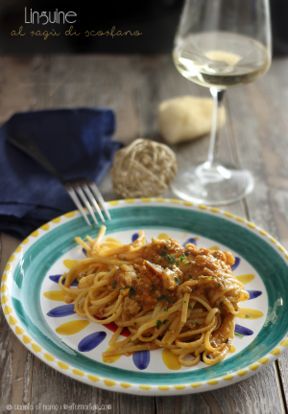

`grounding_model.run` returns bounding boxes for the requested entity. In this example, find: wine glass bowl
[171,0,272,205]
